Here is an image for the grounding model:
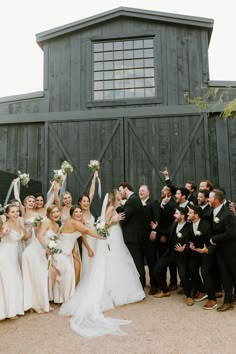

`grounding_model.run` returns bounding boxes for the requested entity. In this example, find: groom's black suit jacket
[120,193,144,244]
[143,198,161,239]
